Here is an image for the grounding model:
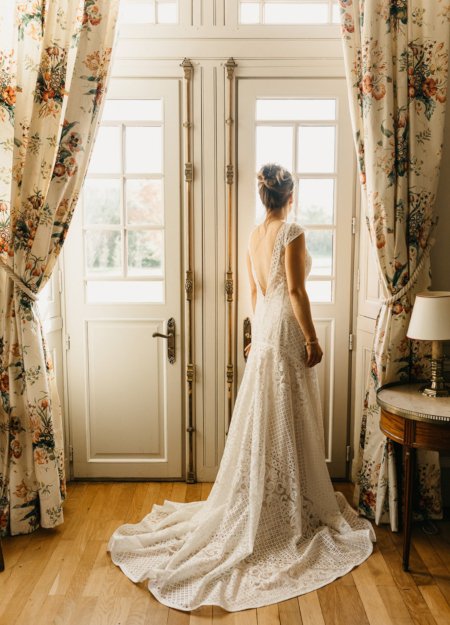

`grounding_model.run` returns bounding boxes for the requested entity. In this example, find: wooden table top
[377,383,450,424]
